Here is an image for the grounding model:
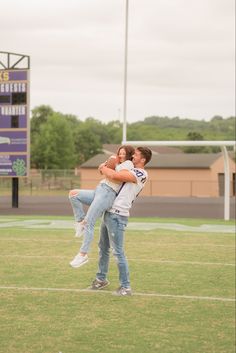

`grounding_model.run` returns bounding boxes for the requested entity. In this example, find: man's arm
[99,165,137,183]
